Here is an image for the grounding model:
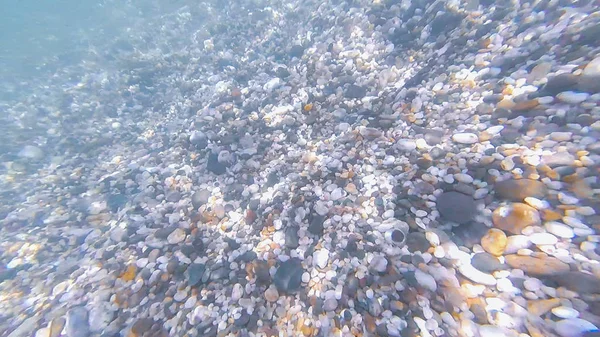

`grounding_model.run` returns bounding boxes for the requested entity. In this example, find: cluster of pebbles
[2,0,600,336]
